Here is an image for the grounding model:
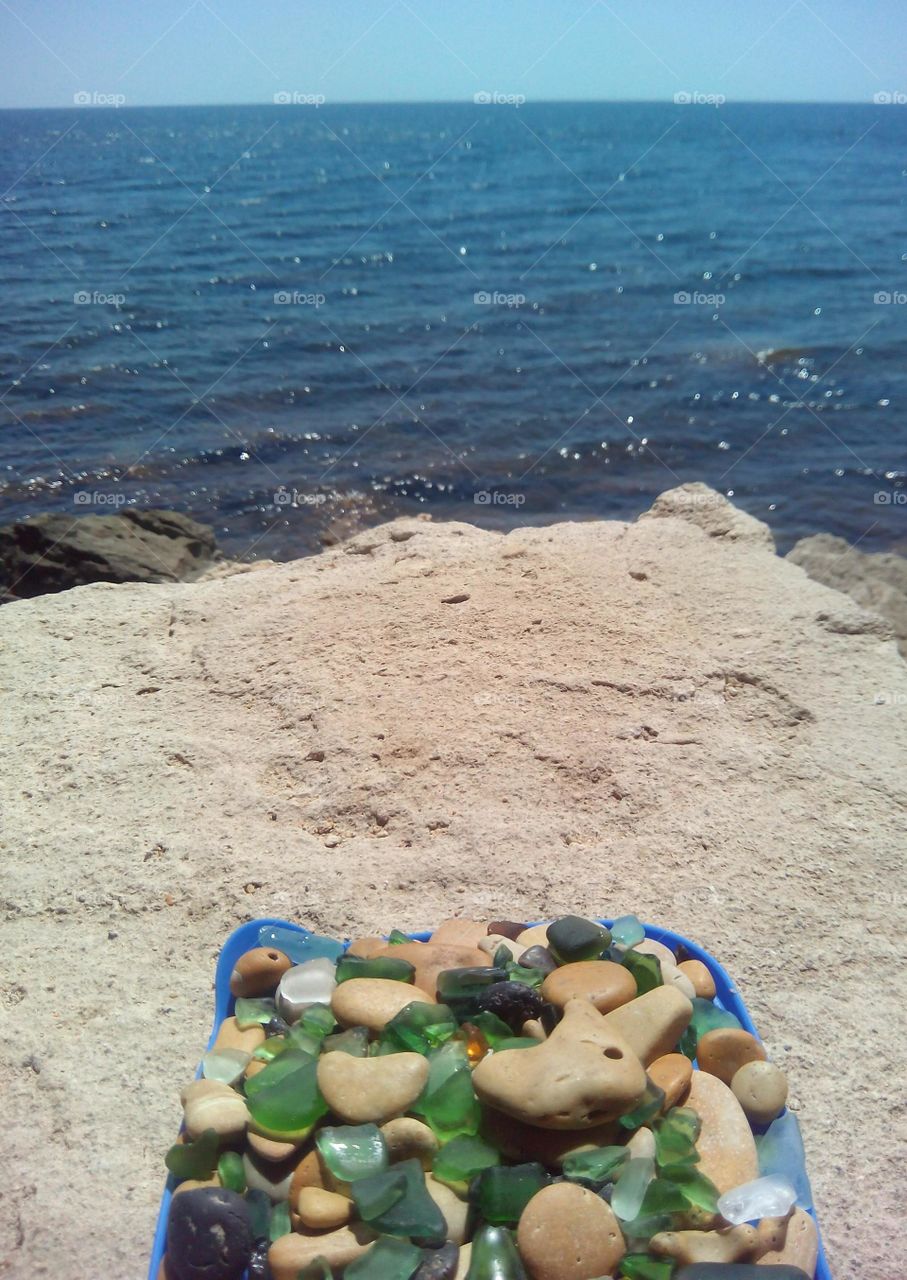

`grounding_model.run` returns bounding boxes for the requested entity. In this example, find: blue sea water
[0,101,905,558]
